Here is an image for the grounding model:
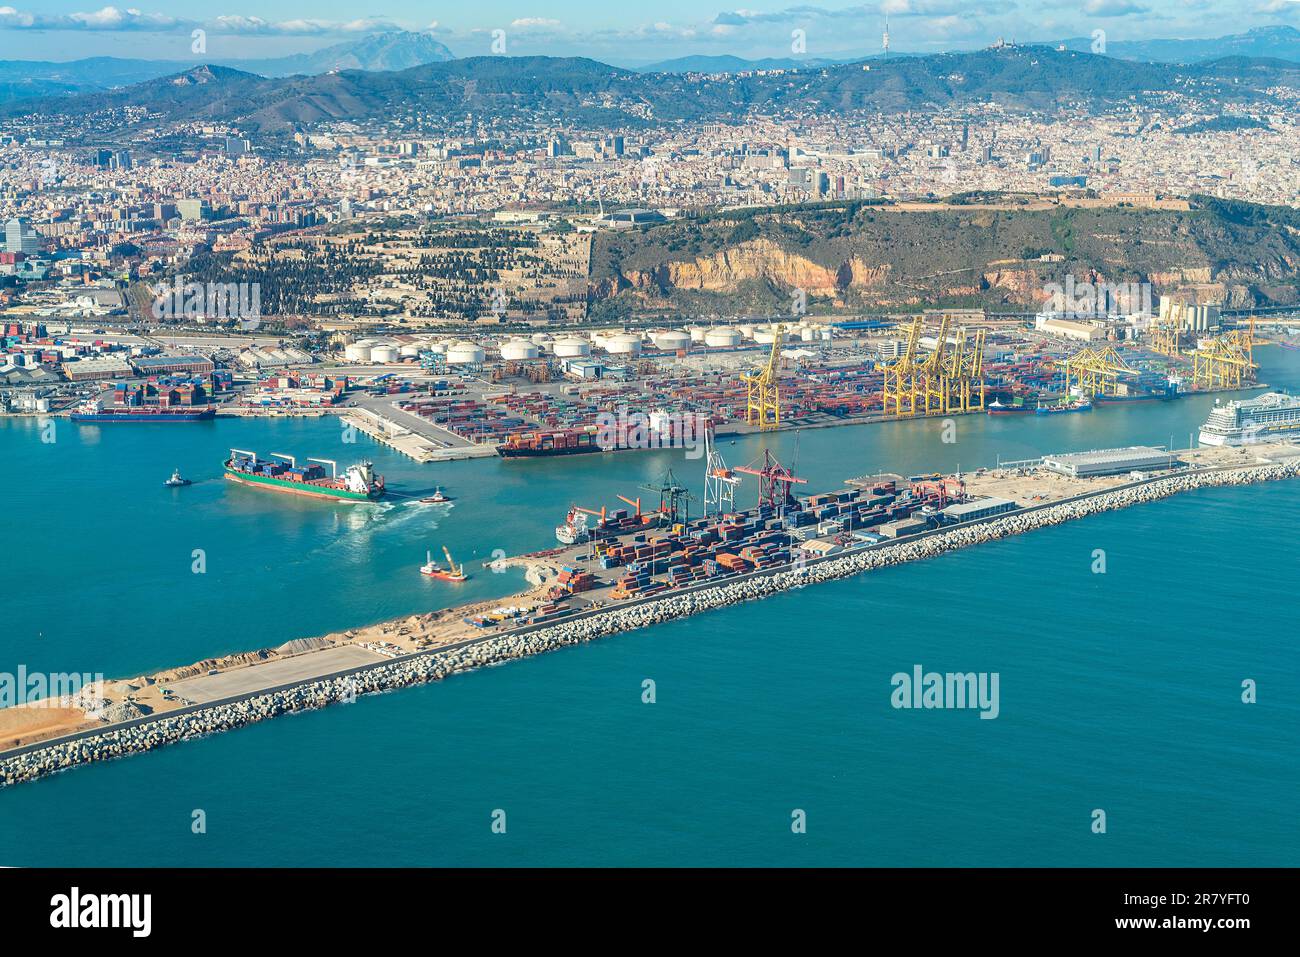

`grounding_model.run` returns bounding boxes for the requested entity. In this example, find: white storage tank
[370,345,399,364]
[553,336,592,357]
[738,324,756,340]
[688,325,708,343]
[399,344,421,358]
[652,330,692,352]
[753,327,779,345]
[530,333,549,345]
[704,327,742,348]
[605,333,643,356]
[800,326,818,342]
[344,342,373,363]
[501,339,539,361]
[446,341,486,365]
